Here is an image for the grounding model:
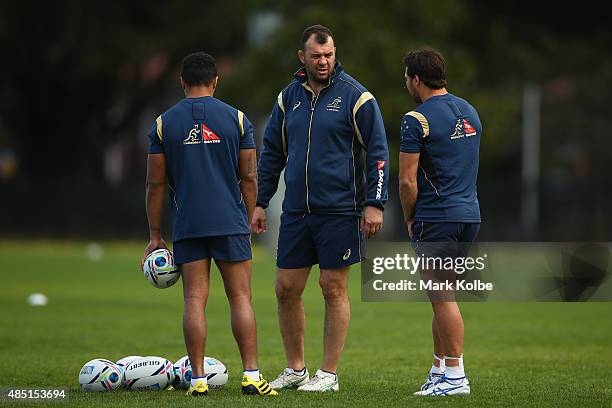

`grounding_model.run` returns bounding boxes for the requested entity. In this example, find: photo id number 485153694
[2,388,68,401]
